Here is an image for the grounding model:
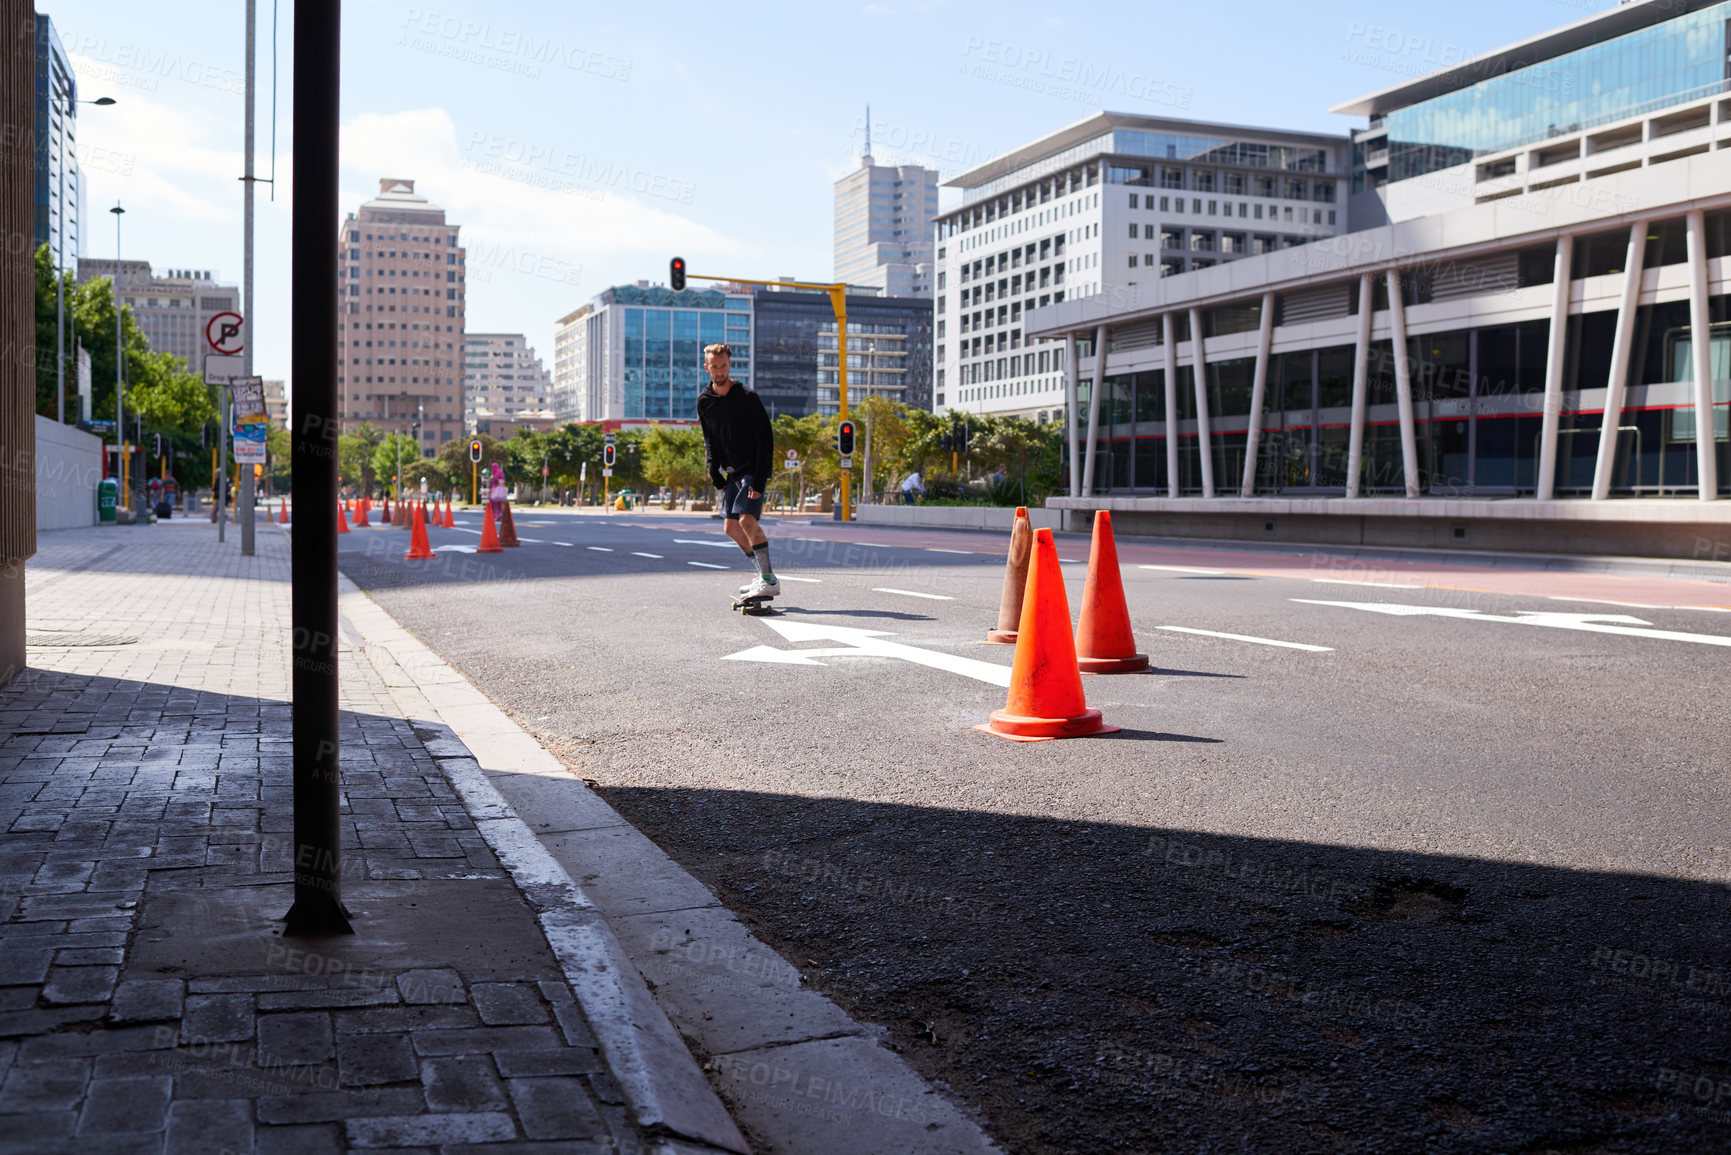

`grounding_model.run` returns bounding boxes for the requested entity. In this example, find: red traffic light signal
[836,420,855,457]
[670,257,686,292]
[604,444,616,468]
[469,439,482,463]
